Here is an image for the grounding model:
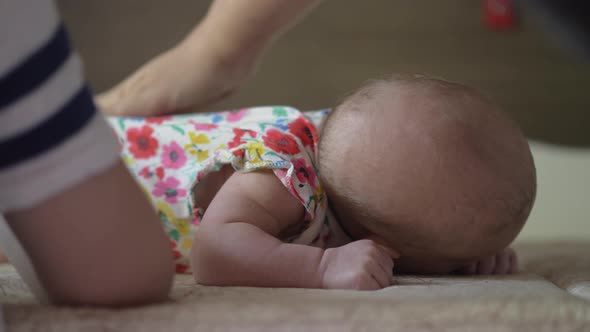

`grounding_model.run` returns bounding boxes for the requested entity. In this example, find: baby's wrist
[290,244,327,289]
[315,248,337,289]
